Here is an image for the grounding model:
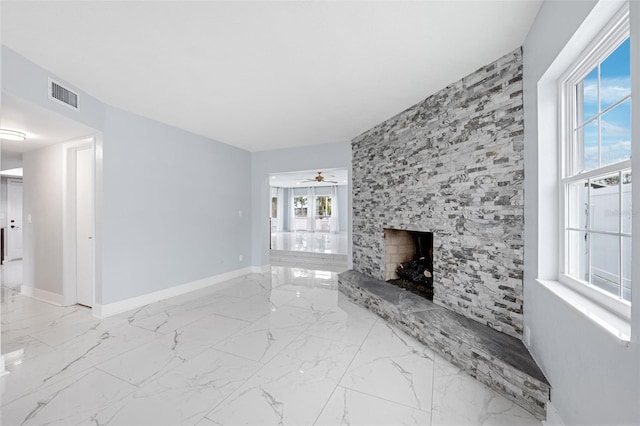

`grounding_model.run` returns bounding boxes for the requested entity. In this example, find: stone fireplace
[350,47,525,339]
[340,47,549,419]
